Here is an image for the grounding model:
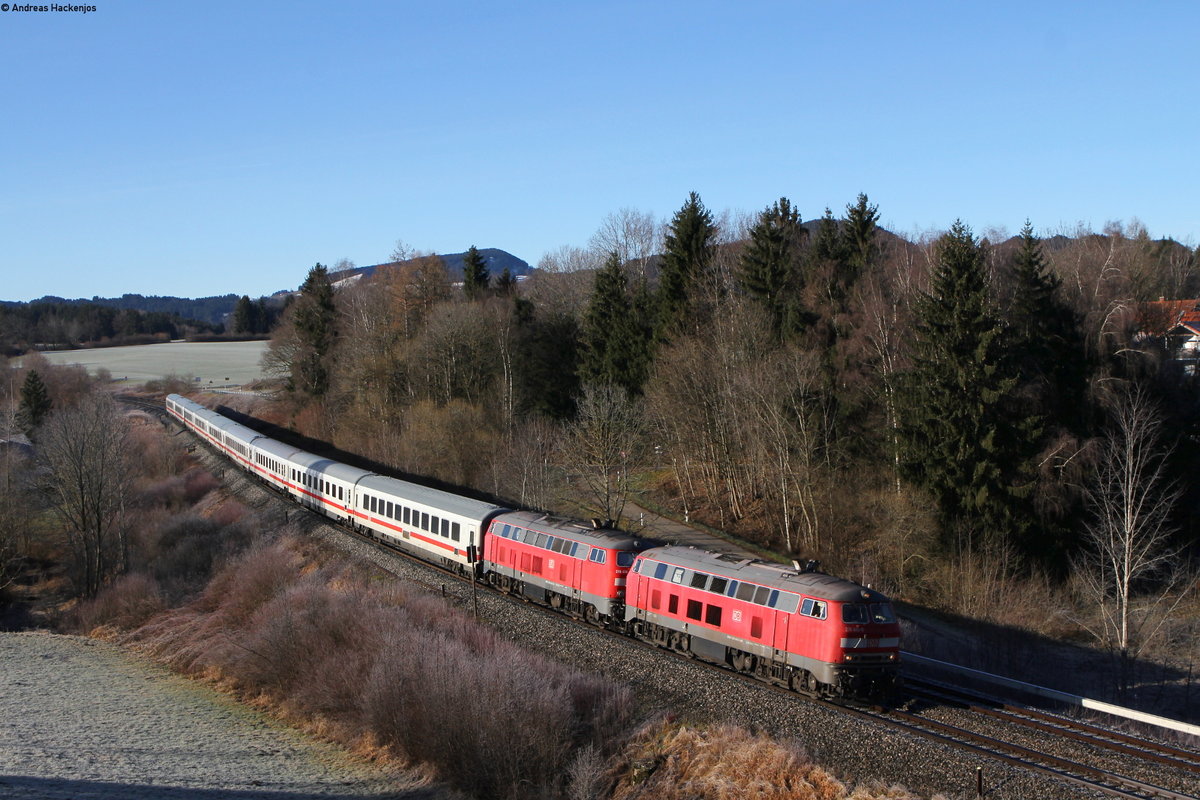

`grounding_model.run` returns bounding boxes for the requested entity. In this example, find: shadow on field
[0,775,442,800]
